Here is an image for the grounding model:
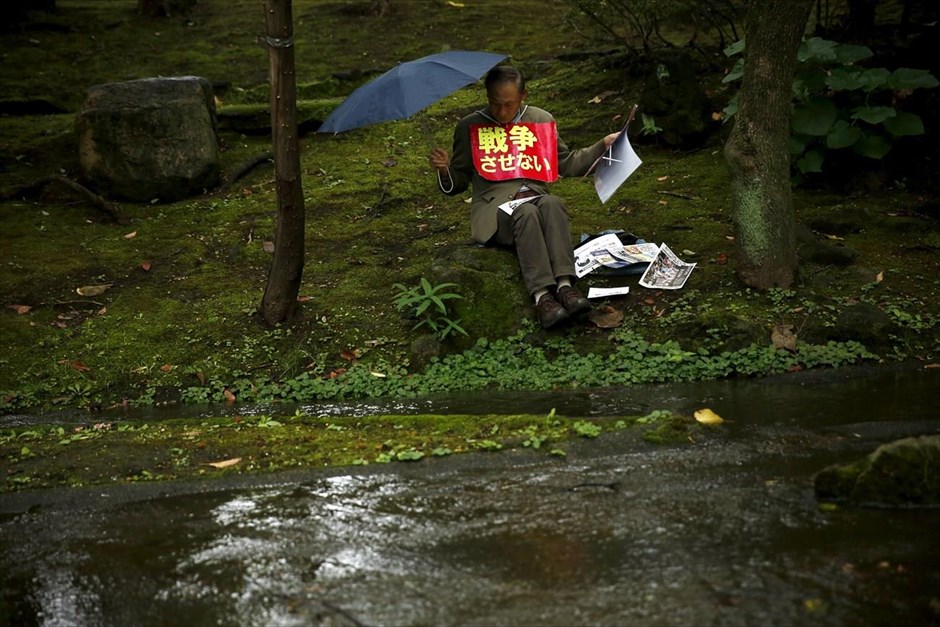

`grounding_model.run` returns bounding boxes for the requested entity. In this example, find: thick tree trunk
[260,0,305,325]
[724,0,813,289]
